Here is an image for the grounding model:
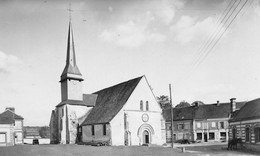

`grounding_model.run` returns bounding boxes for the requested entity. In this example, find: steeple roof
[60,21,82,81]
